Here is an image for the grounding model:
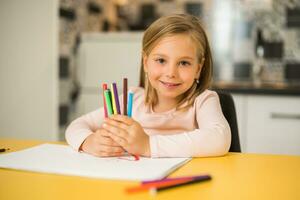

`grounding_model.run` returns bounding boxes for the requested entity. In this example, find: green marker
[104,90,113,116]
